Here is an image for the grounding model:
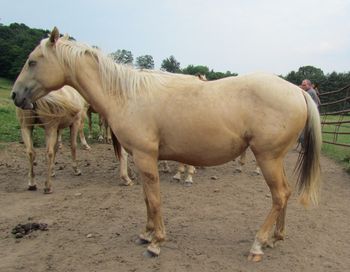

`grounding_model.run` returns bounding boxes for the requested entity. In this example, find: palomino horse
[11,28,321,261]
[16,85,90,193]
